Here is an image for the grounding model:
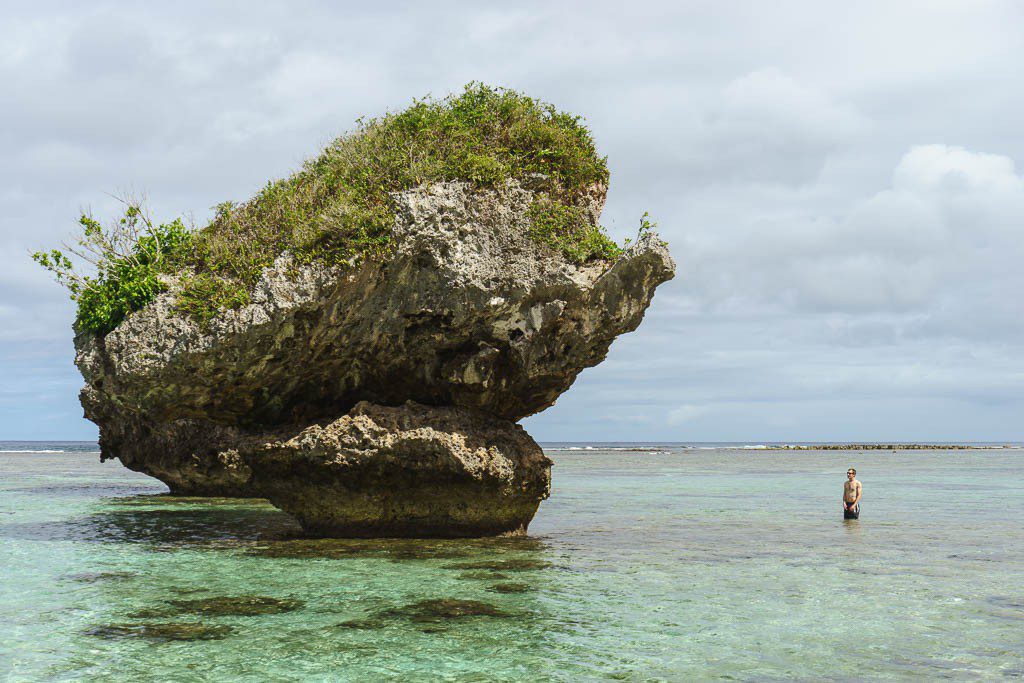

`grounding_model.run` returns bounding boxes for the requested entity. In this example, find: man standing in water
[843,468,862,519]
